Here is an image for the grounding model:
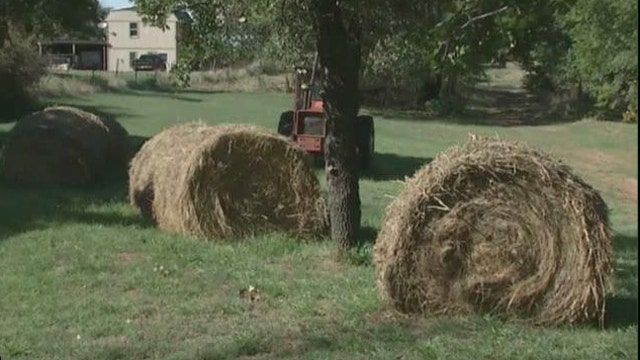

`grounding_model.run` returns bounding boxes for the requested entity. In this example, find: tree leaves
[0,0,104,45]
[566,0,638,115]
